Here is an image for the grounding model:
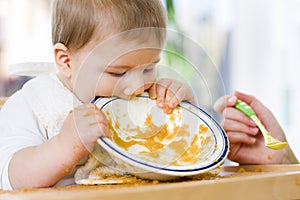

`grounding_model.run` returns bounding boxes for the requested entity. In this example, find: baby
[0,0,195,190]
